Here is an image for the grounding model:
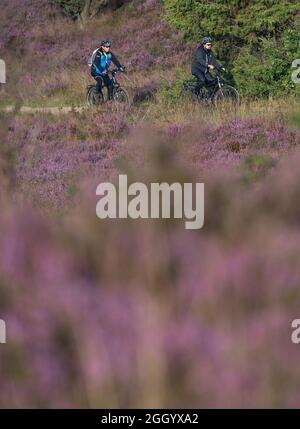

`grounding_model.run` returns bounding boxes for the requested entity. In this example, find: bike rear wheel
[213,85,240,109]
[86,86,104,107]
[113,87,129,103]
[180,79,200,103]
